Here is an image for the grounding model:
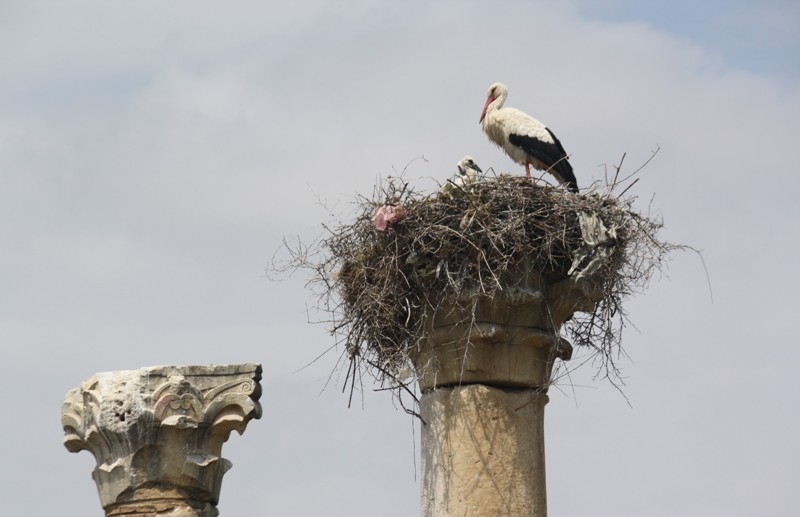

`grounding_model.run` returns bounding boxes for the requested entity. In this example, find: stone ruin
[62,175,671,516]
[62,363,262,517]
